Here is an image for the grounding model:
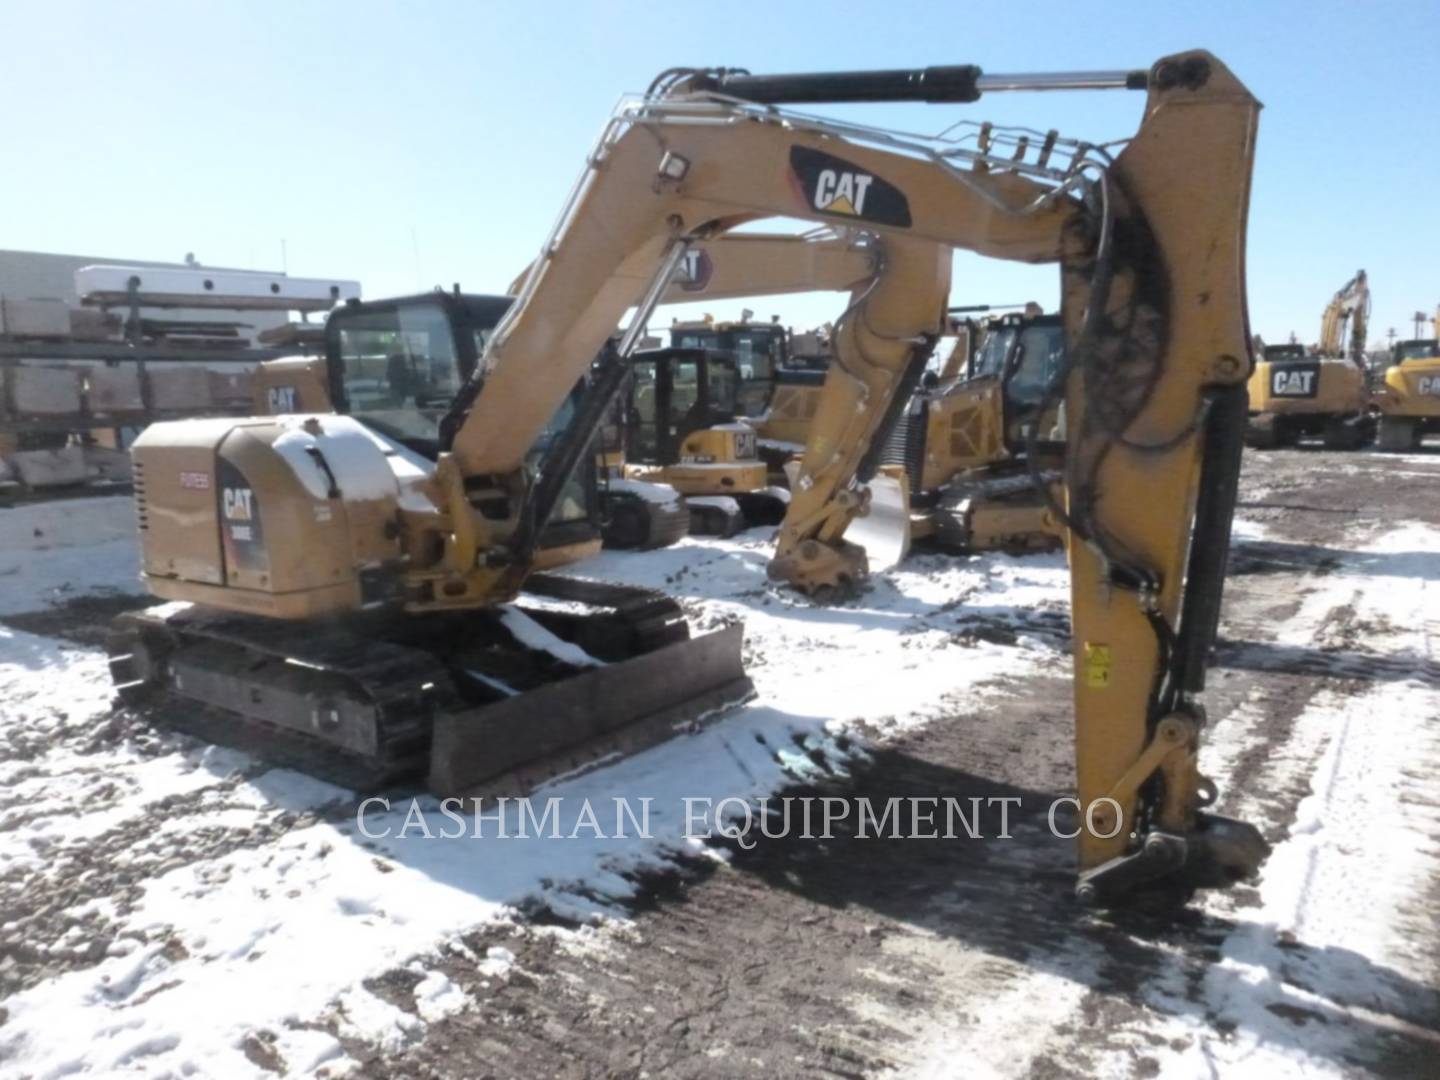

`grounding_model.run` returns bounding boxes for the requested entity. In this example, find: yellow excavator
[667,312,835,464]
[603,231,875,535]
[1372,307,1440,451]
[109,52,1266,901]
[1246,271,1373,449]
